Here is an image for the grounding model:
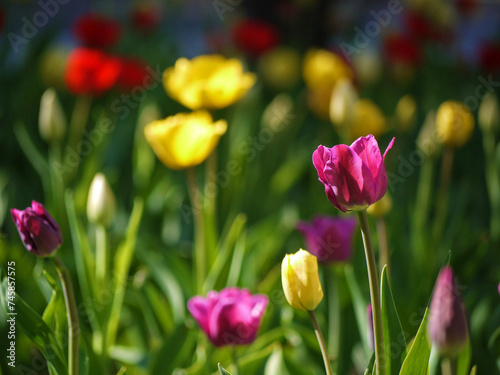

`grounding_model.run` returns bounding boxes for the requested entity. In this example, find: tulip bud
[11,201,62,257]
[329,78,358,129]
[428,266,468,357]
[367,193,393,218]
[87,173,115,227]
[436,101,474,147]
[258,47,301,90]
[350,99,387,141]
[39,88,67,143]
[416,111,440,158]
[478,94,500,135]
[282,249,324,311]
[395,94,417,133]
